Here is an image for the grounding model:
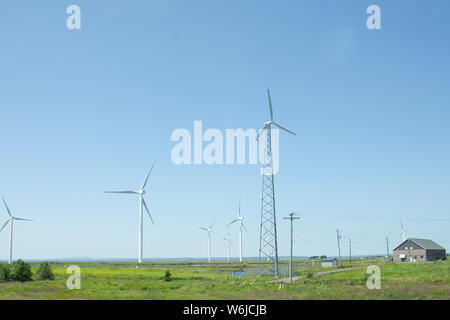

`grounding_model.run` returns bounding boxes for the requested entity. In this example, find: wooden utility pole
[284,213,300,283]
[386,237,390,262]
[349,238,352,263]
